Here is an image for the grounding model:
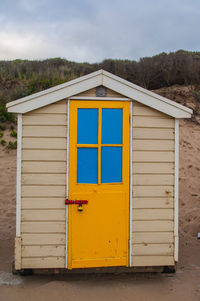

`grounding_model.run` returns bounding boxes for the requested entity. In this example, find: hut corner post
[15,113,22,270]
[174,119,179,263]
